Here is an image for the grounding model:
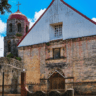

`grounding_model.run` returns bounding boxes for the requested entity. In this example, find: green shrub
[12,37,15,39]
[16,33,22,37]
[7,53,13,58]
[46,42,50,46]
[7,53,21,61]
[16,57,21,61]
